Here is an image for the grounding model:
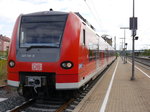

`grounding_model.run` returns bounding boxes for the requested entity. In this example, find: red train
[7,10,116,98]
